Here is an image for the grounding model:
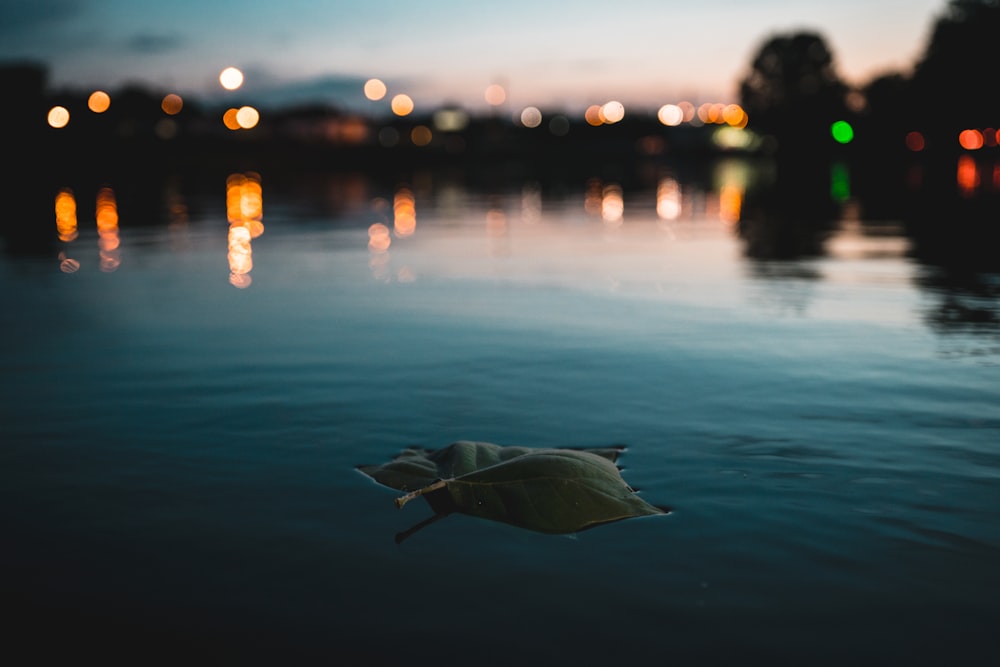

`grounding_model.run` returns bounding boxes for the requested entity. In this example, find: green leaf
[358,441,667,535]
